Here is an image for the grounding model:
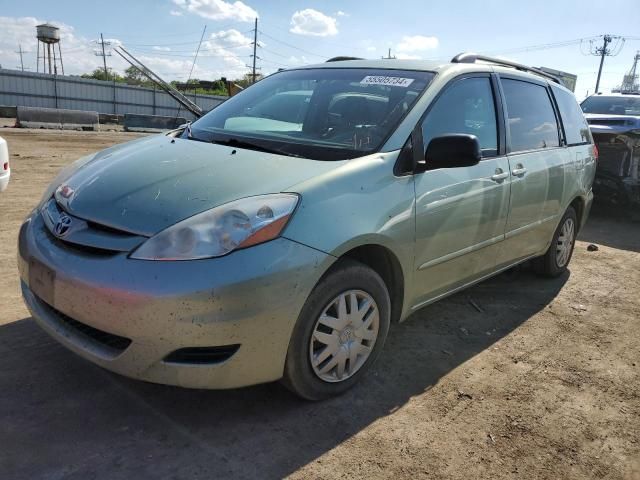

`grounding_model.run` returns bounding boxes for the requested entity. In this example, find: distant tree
[123,66,153,87]
[81,68,125,83]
